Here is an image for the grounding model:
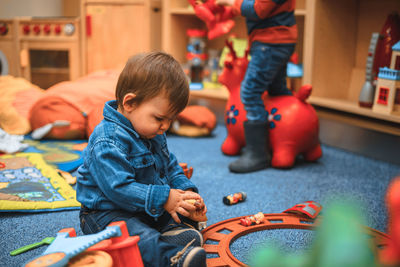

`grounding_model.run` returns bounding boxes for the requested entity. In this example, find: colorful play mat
[23,139,87,172]
[0,153,80,212]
